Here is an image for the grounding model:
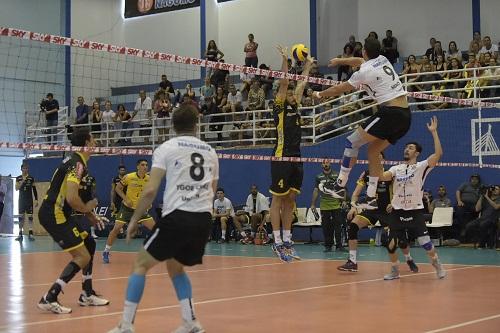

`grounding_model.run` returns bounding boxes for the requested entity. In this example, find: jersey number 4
[190,153,205,181]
